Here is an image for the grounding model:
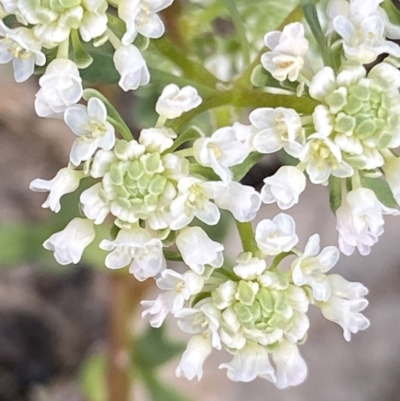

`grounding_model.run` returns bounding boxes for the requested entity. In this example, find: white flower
[156,269,204,314]
[212,280,238,310]
[43,218,95,265]
[17,0,107,44]
[261,22,309,82]
[138,127,176,153]
[202,181,261,222]
[155,84,202,119]
[80,183,110,224]
[113,45,150,92]
[255,214,298,256]
[35,59,83,118]
[336,188,399,256]
[169,177,220,230]
[261,166,306,210]
[219,343,276,383]
[177,302,221,349]
[176,227,224,275]
[193,126,250,183]
[0,22,45,83]
[64,97,115,166]
[320,274,370,341]
[30,167,83,213]
[383,156,400,205]
[176,335,212,381]
[99,227,166,281]
[119,0,173,45]
[291,234,339,302]
[327,0,400,64]
[272,341,307,389]
[141,293,170,328]
[233,254,267,280]
[299,106,354,184]
[249,107,304,156]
